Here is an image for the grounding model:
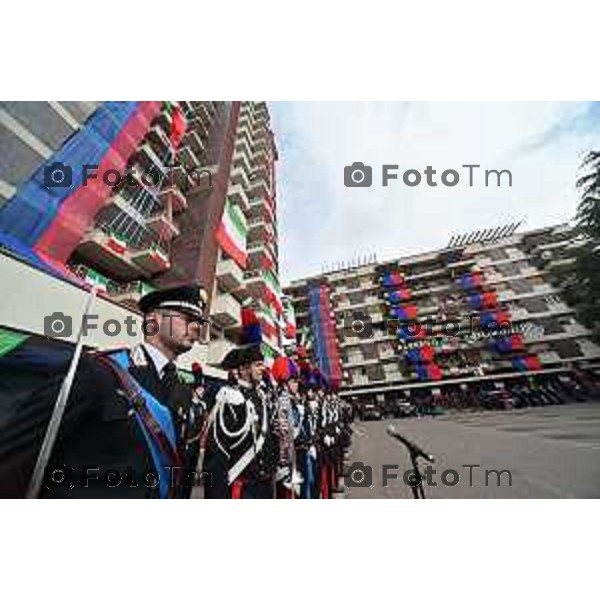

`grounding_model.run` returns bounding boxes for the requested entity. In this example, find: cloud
[270,102,600,285]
